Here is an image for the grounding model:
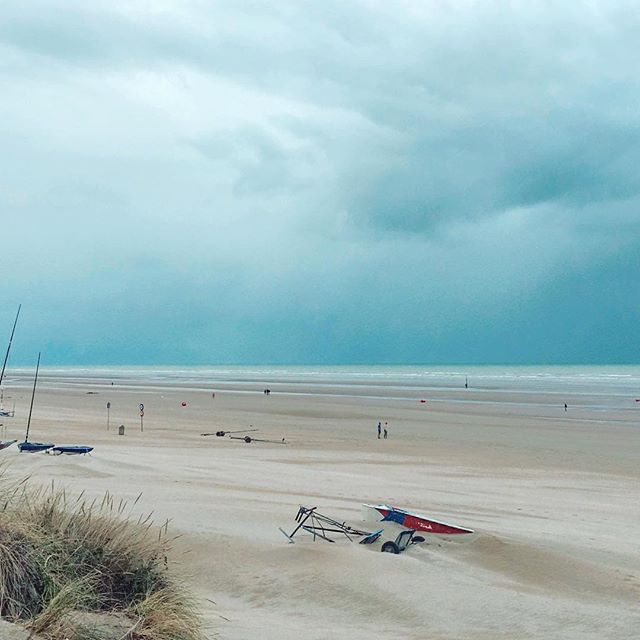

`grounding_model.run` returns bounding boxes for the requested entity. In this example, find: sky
[1,0,639,365]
